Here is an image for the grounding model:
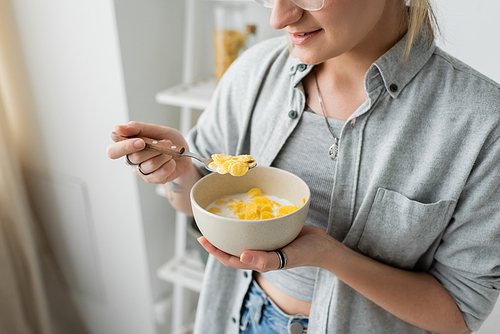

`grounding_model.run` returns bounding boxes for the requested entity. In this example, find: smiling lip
[289,29,322,45]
